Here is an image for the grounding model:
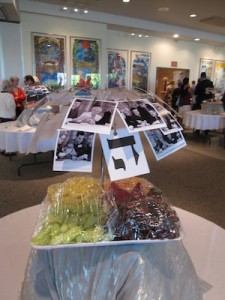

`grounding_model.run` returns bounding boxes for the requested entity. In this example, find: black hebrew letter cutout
[107,135,140,170]
[112,156,126,170]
